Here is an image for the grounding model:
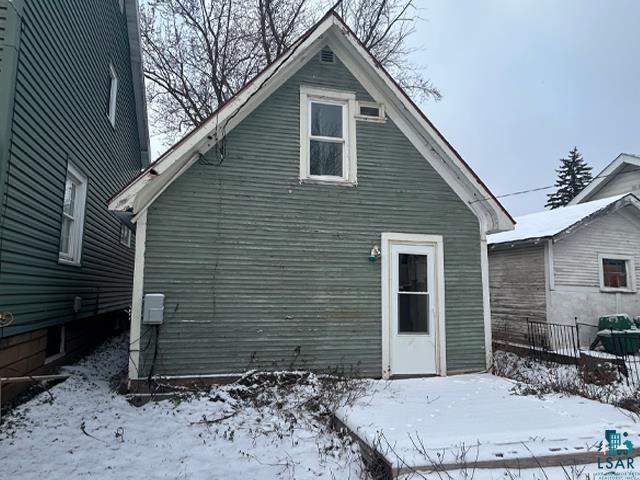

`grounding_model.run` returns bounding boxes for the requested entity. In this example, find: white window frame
[119,223,132,247]
[355,100,386,123]
[299,86,357,184]
[598,253,636,293]
[107,63,118,127]
[59,163,88,266]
